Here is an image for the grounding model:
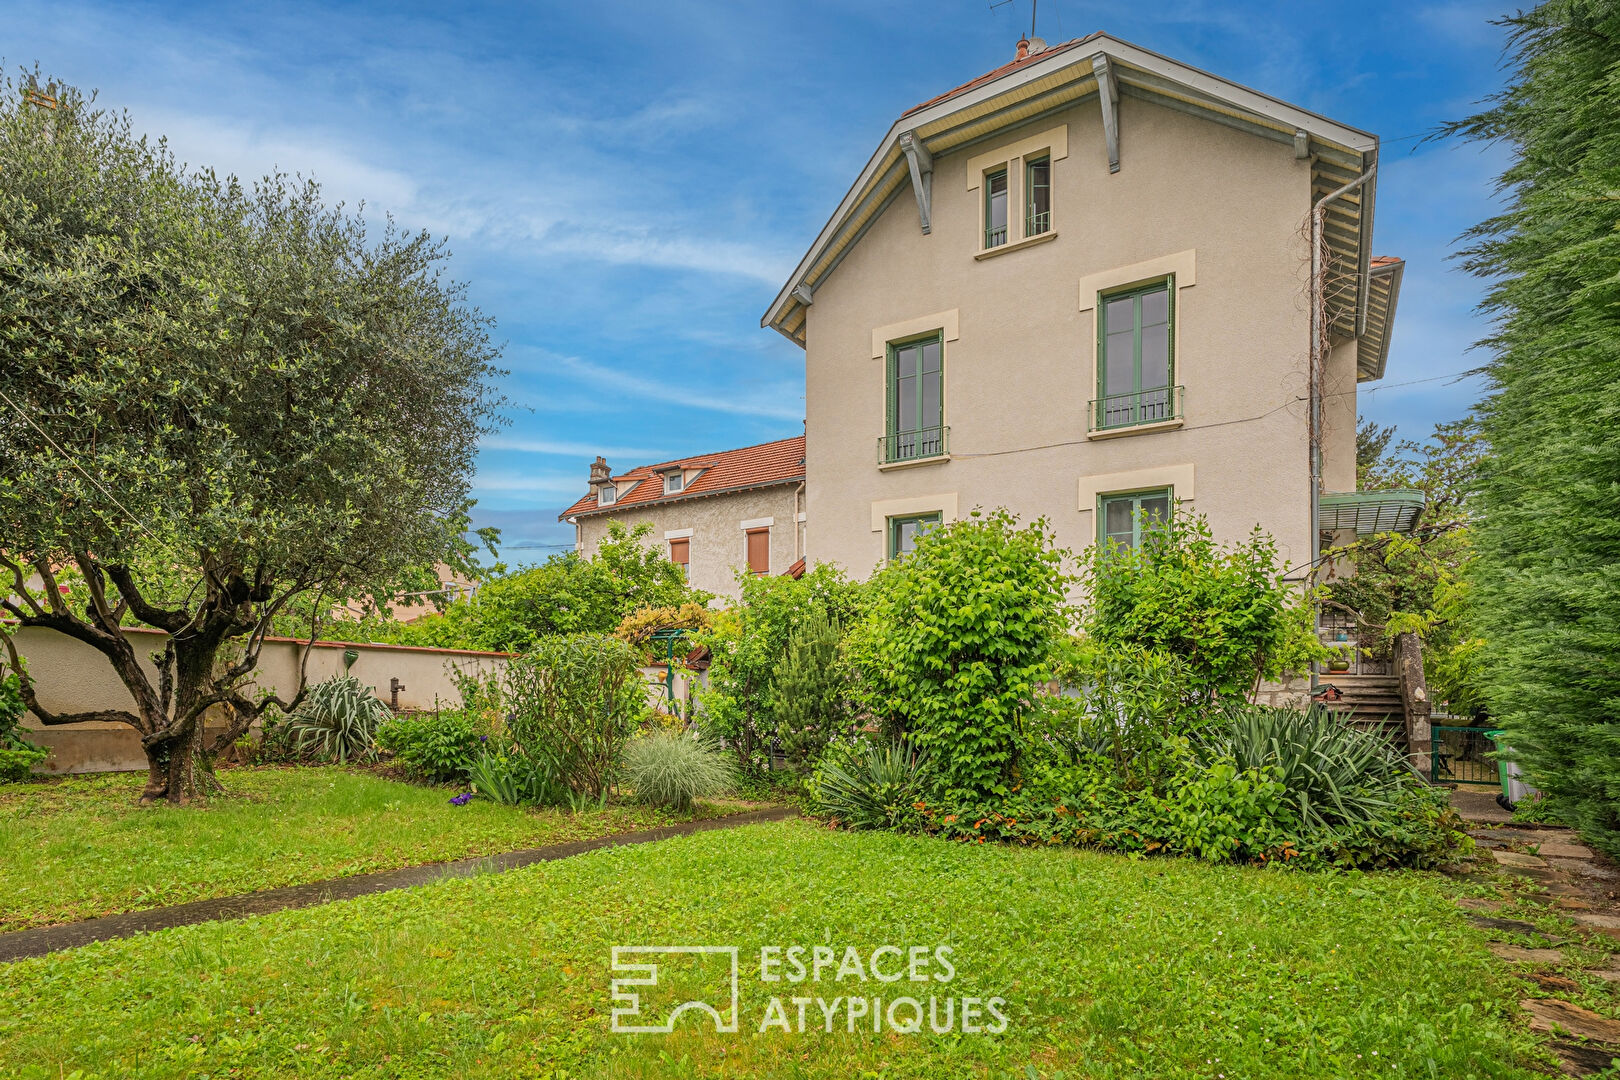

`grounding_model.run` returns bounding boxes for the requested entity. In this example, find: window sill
[1086,418,1184,441]
[975,230,1058,260]
[878,454,952,472]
